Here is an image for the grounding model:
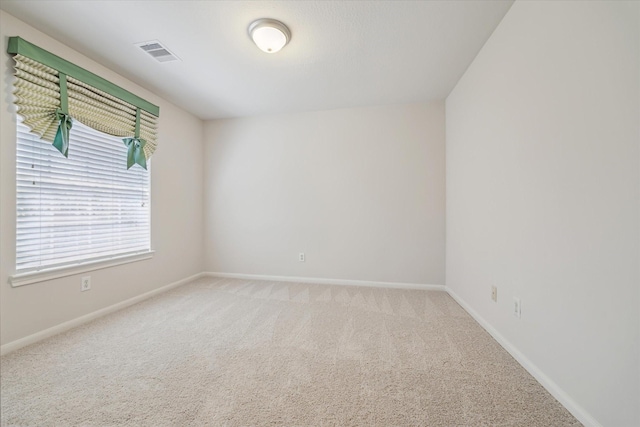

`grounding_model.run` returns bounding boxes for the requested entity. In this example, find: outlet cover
[491,286,497,302]
[298,252,305,262]
[513,297,521,318]
[81,276,91,292]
